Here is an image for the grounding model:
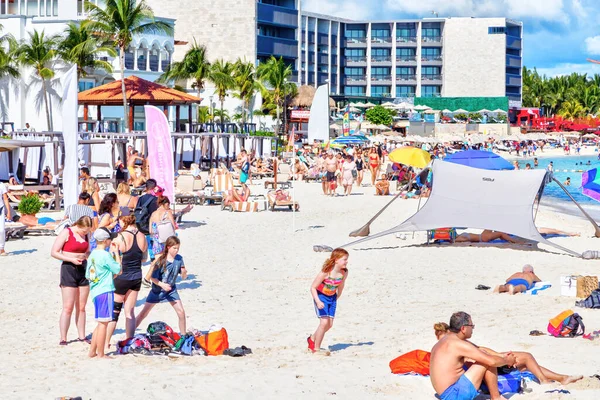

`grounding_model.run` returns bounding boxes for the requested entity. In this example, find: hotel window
[371,67,390,80]
[397,67,415,75]
[397,48,416,56]
[345,49,366,57]
[345,30,366,38]
[371,86,391,97]
[488,27,506,34]
[396,28,416,38]
[422,28,441,38]
[372,29,390,38]
[421,66,441,76]
[78,80,95,92]
[344,86,366,96]
[396,86,415,97]
[422,85,441,97]
[344,67,364,76]
[422,48,441,56]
